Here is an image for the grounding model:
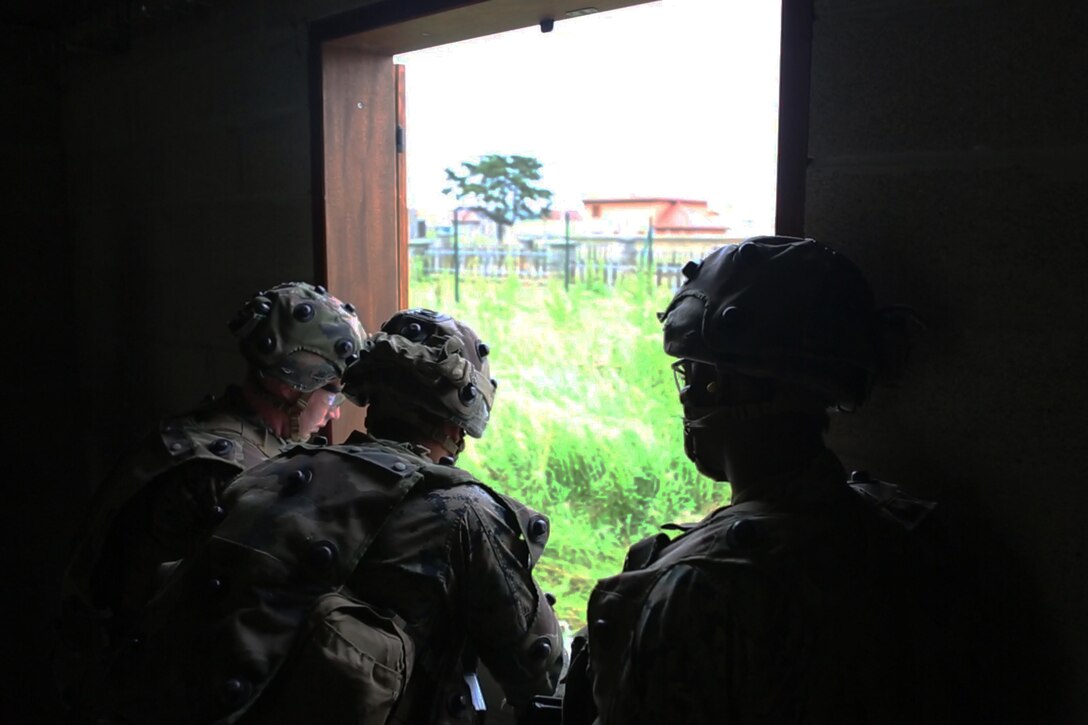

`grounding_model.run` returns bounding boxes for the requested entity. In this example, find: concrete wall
[808,0,1088,719]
